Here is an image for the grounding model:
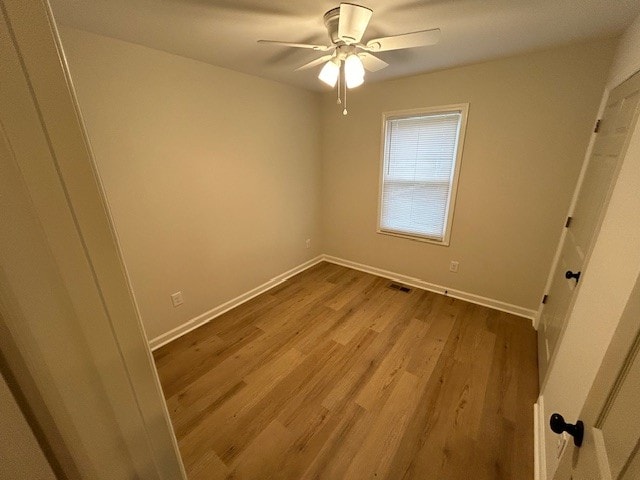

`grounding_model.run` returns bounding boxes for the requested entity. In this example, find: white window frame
[377,103,469,246]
